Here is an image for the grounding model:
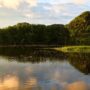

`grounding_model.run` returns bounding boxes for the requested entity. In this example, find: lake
[0,47,90,90]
